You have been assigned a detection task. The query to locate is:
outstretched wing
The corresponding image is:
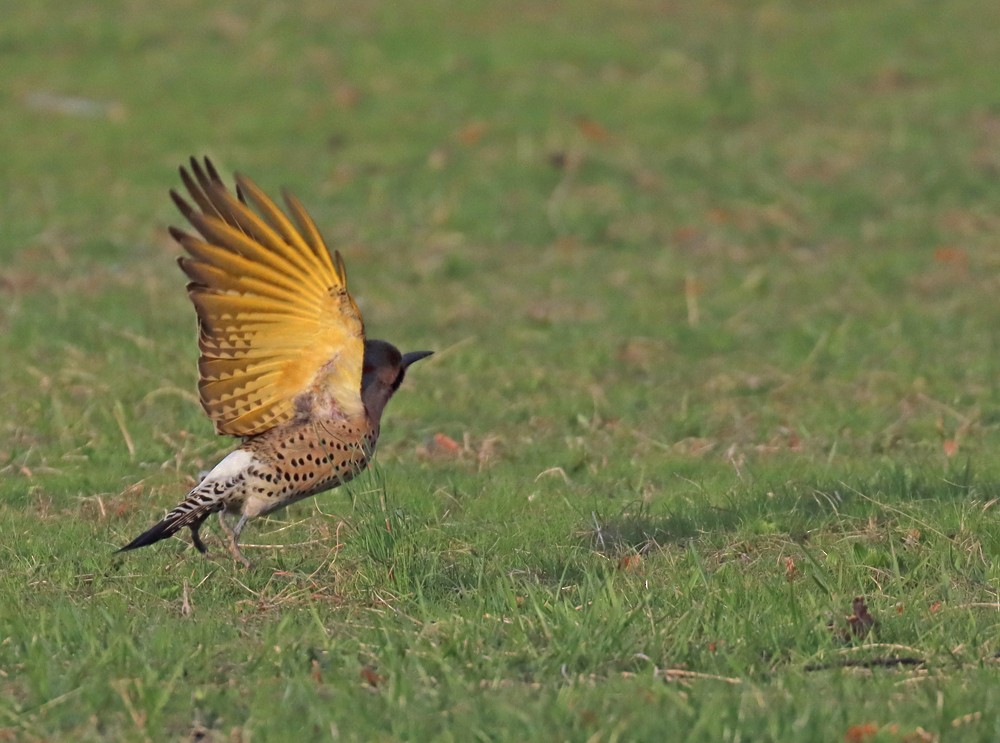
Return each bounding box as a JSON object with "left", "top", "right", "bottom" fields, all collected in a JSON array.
[{"left": 170, "top": 157, "right": 365, "bottom": 437}]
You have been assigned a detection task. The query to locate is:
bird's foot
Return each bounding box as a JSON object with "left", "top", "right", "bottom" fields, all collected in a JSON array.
[{"left": 225, "top": 536, "right": 253, "bottom": 569}]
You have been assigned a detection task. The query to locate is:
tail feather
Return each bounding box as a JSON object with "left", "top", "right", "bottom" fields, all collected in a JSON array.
[
  {"left": 117, "top": 480, "right": 235, "bottom": 554},
  {"left": 117, "top": 517, "right": 187, "bottom": 552},
  {"left": 116, "top": 494, "right": 225, "bottom": 553},
  {"left": 116, "top": 448, "right": 253, "bottom": 556}
]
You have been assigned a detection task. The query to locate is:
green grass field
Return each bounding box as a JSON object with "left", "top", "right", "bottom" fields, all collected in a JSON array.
[{"left": 4, "top": 1, "right": 1000, "bottom": 740}]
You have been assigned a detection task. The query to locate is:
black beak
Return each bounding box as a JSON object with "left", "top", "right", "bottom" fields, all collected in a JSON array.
[{"left": 402, "top": 350, "right": 433, "bottom": 368}]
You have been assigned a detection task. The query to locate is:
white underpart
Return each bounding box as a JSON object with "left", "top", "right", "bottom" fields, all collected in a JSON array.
[{"left": 202, "top": 449, "right": 254, "bottom": 483}]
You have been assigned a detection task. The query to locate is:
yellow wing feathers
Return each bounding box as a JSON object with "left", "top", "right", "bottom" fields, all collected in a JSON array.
[{"left": 171, "top": 157, "right": 365, "bottom": 437}]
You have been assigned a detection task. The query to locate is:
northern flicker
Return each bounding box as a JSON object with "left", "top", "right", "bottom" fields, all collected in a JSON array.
[{"left": 118, "top": 157, "right": 431, "bottom": 567}]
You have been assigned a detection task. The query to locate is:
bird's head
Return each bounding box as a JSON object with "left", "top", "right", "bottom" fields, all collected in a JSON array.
[{"left": 360, "top": 339, "right": 432, "bottom": 421}]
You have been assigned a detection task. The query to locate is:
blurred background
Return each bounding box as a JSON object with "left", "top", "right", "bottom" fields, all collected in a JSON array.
[
  {"left": 4, "top": 0, "right": 1000, "bottom": 519},
  {"left": 0, "top": 0, "right": 1000, "bottom": 487},
  {"left": 7, "top": 3, "right": 1000, "bottom": 739}
]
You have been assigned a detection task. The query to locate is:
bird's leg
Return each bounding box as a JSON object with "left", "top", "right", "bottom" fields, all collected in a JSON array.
[
  {"left": 217, "top": 510, "right": 235, "bottom": 540},
  {"left": 190, "top": 516, "right": 209, "bottom": 554},
  {"left": 225, "top": 513, "right": 252, "bottom": 568}
]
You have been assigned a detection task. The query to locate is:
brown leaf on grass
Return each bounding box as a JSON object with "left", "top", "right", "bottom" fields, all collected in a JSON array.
[
  {"left": 334, "top": 84, "right": 361, "bottom": 109},
  {"left": 576, "top": 116, "right": 611, "bottom": 143},
  {"left": 417, "top": 432, "right": 462, "bottom": 460},
  {"left": 433, "top": 432, "right": 462, "bottom": 454},
  {"left": 942, "top": 439, "right": 958, "bottom": 457},
  {"left": 933, "top": 246, "right": 967, "bottom": 268},
  {"left": 783, "top": 556, "right": 799, "bottom": 582},
  {"left": 843, "top": 723, "right": 933, "bottom": 743},
  {"left": 455, "top": 121, "right": 488, "bottom": 146},
  {"left": 848, "top": 597, "right": 877, "bottom": 640},
  {"left": 903, "top": 528, "right": 921, "bottom": 546},
  {"left": 830, "top": 597, "right": 878, "bottom": 642},
  {"left": 844, "top": 722, "right": 879, "bottom": 743},
  {"left": 360, "top": 665, "right": 384, "bottom": 688},
  {"left": 417, "top": 432, "right": 502, "bottom": 470},
  {"left": 617, "top": 554, "right": 642, "bottom": 572},
  {"left": 311, "top": 659, "right": 323, "bottom": 684}
]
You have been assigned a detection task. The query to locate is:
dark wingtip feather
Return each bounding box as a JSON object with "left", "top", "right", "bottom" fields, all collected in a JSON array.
[
  {"left": 179, "top": 165, "right": 200, "bottom": 197},
  {"left": 189, "top": 156, "right": 215, "bottom": 191},
  {"left": 170, "top": 188, "right": 194, "bottom": 219},
  {"left": 167, "top": 225, "right": 190, "bottom": 243},
  {"left": 203, "top": 156, "right": 222, "bottom": 183}
]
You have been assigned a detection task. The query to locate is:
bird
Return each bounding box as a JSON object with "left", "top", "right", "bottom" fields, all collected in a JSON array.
[{"left": 118, "top": 157, "right": 432, "bottom": 567}]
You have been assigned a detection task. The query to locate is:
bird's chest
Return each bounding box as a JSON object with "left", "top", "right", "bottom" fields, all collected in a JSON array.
[
  {"left": 240, "top": 419, "right": 377, "bottom": 517},
  {"left": 273, "top": 418, "right": 376, "bottom": 486}
]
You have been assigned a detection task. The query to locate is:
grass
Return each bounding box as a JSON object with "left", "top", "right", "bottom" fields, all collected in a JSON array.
[{"left": 4, "top": 0, "right": 1000, "bottom": 739}]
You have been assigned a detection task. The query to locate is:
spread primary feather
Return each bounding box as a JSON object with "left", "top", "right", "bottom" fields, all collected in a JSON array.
[{"left": 172, "top": 166, "right": 365, "bottom": 436}]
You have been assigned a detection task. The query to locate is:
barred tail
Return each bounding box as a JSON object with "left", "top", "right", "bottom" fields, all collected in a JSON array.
[
  {"left": 116, "top": 487, "right": 224, "bottom": 553},
  {"left": 116, "top": 449, "right": 253, "bottom": 554},
  {"left": 116, "top": 514, "right": 188, "bottom": 552}
]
